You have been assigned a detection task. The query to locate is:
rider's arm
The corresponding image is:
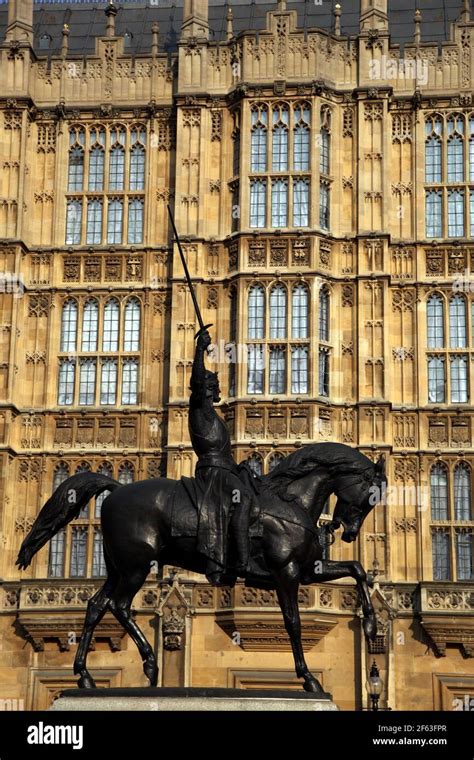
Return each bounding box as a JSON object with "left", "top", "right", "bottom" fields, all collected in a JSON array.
[{"left": 190, "top": 330, "right": 211, "bottom": 405}]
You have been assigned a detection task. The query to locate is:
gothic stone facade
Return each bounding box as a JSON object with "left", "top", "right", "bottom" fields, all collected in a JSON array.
[{"left": 0, "top": 0, "right": 473, "bottom": 710}]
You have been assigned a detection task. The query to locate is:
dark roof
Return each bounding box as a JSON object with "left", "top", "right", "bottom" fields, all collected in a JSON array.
[{"left": 0, "top": 0, "right": 467, "bottom": 57}]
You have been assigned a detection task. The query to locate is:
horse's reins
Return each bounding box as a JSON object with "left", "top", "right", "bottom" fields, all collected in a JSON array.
[{"left": 321, "top": 466, "right": 378, "bottom": 546}]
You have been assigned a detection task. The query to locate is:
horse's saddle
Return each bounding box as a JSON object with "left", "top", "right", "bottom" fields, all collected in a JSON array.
[{"left": 170, "top": 473, "right": 263, "bottom": 541}]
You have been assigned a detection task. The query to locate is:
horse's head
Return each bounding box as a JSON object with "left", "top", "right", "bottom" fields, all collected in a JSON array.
[{"left": 331, "top": 454, "right": 386, "bottom": 543}]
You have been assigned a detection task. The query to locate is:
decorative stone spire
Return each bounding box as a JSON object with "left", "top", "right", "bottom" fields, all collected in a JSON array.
[
  {"left": 277, "top": 0, "right": 287, "bottom": 10},
  {"left": 359, "top": 0, "right": 388, "bottom": 32},
  {"left": 151, "top": 22, "right": 159, "bottom": 57},
  {"left": 5, "top": 0, "right": 33, "bottom": 43},
  {"left": 461, "top": 0, "right": 471, "bottom": 23},
  {"left": 334, "top": 3, "right": 342, "bottom": 36},
  {"left": 414, "top": 10, "right": 421, "bottom": 45},
  {"left": 105, "top": 0, "right": 118, "bottom": 38},
  {"left": 226, "top": 7, "right": 234, "bottom": 40},
  {"left": 181, "top": 0, "right": 209, "bottom": 40},
  {"left": 61, "top": 23, "right": 70, "bottom": 59}
]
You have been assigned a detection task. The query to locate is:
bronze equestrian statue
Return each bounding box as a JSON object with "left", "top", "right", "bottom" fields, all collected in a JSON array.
[
  {"left": 17, "top": 437, "right": 386, "bottom": 696},
  {"left": 16, "top": 209, "right": 387, "bottom": 697}
]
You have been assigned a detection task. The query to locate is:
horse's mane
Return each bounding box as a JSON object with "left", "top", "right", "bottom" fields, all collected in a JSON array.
[{"left": 261, "top": 443, "right": 375, "bottom": 502}]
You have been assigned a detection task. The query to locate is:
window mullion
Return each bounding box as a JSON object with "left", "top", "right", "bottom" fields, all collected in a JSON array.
[
  {"left": 64, "top": 525, "right": 72, "bottom": 580},
  {"left": 451, "top": 525, "right": 457, "bottom": 581}
]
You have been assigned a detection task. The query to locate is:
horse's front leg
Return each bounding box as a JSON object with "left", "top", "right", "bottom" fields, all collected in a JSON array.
[
  {"left": 273, "top": 561, "right": 331, "bottom": 697},
  {"left": 313, "top": 559, "right": 377, "bottom": 642}
]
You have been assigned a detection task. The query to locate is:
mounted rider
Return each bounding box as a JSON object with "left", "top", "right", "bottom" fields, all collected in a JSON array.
[{"left": 189, "top": 327, "right": 253, "bottom": 586}]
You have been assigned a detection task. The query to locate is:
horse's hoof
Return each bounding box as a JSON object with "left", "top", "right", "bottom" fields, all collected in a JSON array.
[
  {"left": 77, "top": 673, "right": 96, "bottom": 689},
  {"left": 303, "top": 677, "right": 332, "bottom": 699},
  {"left": 363, "top": 614, "right": 377, "bottom": 642},
  {"left": 144, "top": 659, "right": 158, "bottom": 687}
]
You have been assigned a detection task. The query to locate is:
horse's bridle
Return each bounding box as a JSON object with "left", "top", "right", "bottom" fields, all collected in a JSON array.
[{"left": 317, "top": 467, "right": 375, "bottom": 546}]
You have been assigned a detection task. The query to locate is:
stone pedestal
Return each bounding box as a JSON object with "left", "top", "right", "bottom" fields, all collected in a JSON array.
[{"left": 51, "top": 687, "right": 339, "bottom": 712}]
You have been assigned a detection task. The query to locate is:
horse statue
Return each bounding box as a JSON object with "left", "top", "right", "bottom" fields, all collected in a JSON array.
[{"left": 17, "top": 442, "right": 386, "bottom": 697}]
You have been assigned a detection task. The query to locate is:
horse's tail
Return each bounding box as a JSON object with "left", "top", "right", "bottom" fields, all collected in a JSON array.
[{"left": 16, "top": 472, "right": 120, "bottom": 570}]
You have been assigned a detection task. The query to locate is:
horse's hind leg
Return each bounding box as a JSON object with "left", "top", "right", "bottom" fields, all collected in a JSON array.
[
  {"left": 73, "top": 573, "right": 118, "bottom": 689},
  {"left": 109, "top": 567, "right": 158, "bottom": 686}
]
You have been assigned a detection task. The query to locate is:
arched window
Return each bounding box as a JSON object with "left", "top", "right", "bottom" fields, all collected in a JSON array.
[
  {"left": 449, "top": 295, "right": 467, "bottom": 348},
  {"left": 65, "top": 199, "right": 82, "bottom": 245},
  {"left": 426, "top": 189, "right": 442, "bottom": 237},
  {"left": 291, "top": 346, "right": 309, "bottom": 394},
  {"left": 272, "top": 104, "right": 289, "bottom": 172},
  {"left": 447, "top": 189, "right": 465, "bottom": 237},
  {"left": 430, "top": 462, "right": 474, "bottom": 582},
  {"left": 86, "top": 199, "right": 103, "bottom": 245},
  {"left": 320, "top": 108, "right": 331, "bottom": 175},
  {"left": 269, "top": 346, "right": 286, "bottom": 393},
  {"left": 431, "top": 463, "right": 448, "bottom": 520},
  {"left": 293, "top": 178, "right": 309, "bottom": 227},
  {"left": 292, "top": 284, "right": 309, "bottom": 339},
  {"left": 68, "top": 128, "right": 85, "bottom": 191},
  {"left": 318, "top": 349, "right": 329, "bottom": 397},
  {"left": 122, "top": 359, "right": 138, "bottom": 404},
  {"left": 250, "top": 179, "right": 267, "bottom": 228},
  {"left": 427, "top": 294, "right": 444, "bottom": 348},
  {"left": 269, "top": 285, "right": 287, "bottom": 339},
  {"left": 123, "top": 31, "right": 133, "bottom": 48},
  {"left": 454, "top": 463, "right": 471, "bottom": 520},
  {"left": 447, "top": 115, "right": 464, "bottom": 182},
  {"left": 88, "top": 128, "right": 105, "bottom": 191},
  {"left": 271, "top": 179, "right": 288, "bottom": 227},
  {"left": 319, "top": 288, "right": 329, "bottom": 342},
  {"left": 427, "top": 356, "right": 445, "bottom": 402},
  {"left": 107, "top": 199, "right": 123, "bottom": 244},
  {"left": 432, "top": 529, "right": 451, "bottom": 580},
  {"left": 456, "top": 529, "right": 473, "bottom": 580},
  {"left": 425, "top": 117, "right": 442, "bottom": 183},
  {"left": 53, "top": 462, "right": 70, "bottom": 490},
  {"left": 247, "top": 345, "right": 264, "bottom": 394},
  {"left": 60, "top": 300, "right": 78, "bottom": 352},
  {"left": 450, "top": 355, "right": 468, "bottom": 403},
  {"left": 79, "top": 358, "right": 96, "bottom": 405},
  {"left": 81, "top": 299, "right": 99, "bottom": 352},
  {"left": 109, "top": 128, "right": 126, "bottom": 190},
  {"left": 100, "top": 358, "right": 118, "bottom": 405},
  {"left": 129, "top": 128, "right": 146, "bottom": 190},
  {"left": 127, "top": 198, "right": 144, "bottom": 244},
  {"left": 48, "top": 464, "right": 70, "bottom": 578},
  {"left": 118, "top": 462, "right": 134, "bottom": 485},
  {"left": 319, "top": 182, "right": 329, "bottom": 230},
  {"left": 124, "top": 298, "right": 141, "bottom": 351},
  {"left": 248, "top": 285, "right": 265, "bottom": 339},
  {"left": 246, "top": 454, "right": 263, "bottom": 477},
  {"left": 103, "top": 299, "right": 119, "bottom": 351},
  {"left": 294, "top": 103, "right": 310, "bottom": 171},
  {"left": 268, "top": 452, "right": 285, "bottom": 472},
  {"left": 92, "top": 526, "right": 107, "bottom": 577},
  {"left": 58, "top": 360, "right": 75, "bottom": 405},
  {"left": 250, "top": 106, "right": 268, "bottom": 172}
]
